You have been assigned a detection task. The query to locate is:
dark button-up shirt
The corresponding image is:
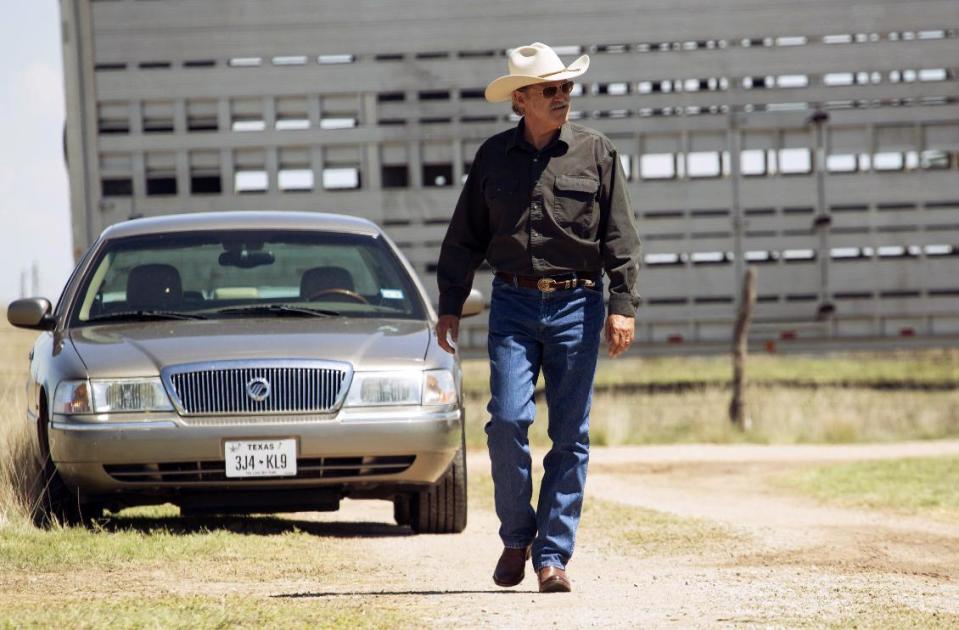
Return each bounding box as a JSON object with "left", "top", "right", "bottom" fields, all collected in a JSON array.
[{"left": 437, "top": 120, "right": 642, "bottom": 318}]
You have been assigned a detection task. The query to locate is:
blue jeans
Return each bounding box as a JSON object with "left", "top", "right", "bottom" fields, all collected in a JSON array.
[{"left": 485, "top": 275, "right": 605, "bottom": 571}]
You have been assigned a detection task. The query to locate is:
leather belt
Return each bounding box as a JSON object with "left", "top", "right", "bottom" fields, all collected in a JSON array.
[{"left": 495, "top": 271, "right": 598, "bottom": 293}]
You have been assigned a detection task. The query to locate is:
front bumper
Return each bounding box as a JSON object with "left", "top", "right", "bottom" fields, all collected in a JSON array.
[{"left": 49, "top": 405, "right": 463, "bottom": 496}]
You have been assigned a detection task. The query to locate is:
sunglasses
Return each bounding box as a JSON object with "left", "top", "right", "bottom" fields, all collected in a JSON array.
[{"left": 524, "top": 81, "right": 575, "bottom": 99}]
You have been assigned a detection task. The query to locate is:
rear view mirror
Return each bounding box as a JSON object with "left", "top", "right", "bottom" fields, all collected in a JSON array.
[
  {"left": 461, "top": 289, "right": 485, "bottom": 318},
  {"left": 7, "top": 298, "right": 55, "bottom": 330},
  {"left": 218, "top": 250, "right": 275, "bottom": 268}
]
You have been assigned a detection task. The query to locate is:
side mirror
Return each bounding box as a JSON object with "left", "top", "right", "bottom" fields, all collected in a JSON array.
[
  {"left": 7, "top": 298, "right": 56, "bottom": 330},
  {"left": 461, "top": 289, "right": 485, "bottom": 319}
]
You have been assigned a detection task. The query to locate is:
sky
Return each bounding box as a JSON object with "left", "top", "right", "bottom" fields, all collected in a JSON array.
[{"left": 0, "top": 4, "right": 74, "bottom": 303}]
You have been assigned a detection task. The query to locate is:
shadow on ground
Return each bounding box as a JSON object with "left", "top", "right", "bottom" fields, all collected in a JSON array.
[
  {"left": 96, "top": 514, "right": 414, "bottom": 538},
  {"left": 272, "top": 589, "right": 521, "bottom": 598}
]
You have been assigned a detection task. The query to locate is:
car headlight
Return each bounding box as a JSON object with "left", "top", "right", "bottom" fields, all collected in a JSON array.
[
  {"left": 345, "top": 371, "right": 422, "bottom": 407},
  {"left": 344, "top": 369, "right": 458, "bottom": 407},
  {"left": 54, "top": 378, "right": 173, "bottom": 414},
  {"left": 423, "top": 369, "right": 457, "bottom": 406}
]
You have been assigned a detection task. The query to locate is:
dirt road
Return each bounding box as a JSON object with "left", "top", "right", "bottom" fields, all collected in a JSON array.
[
  {"left": 254, "top": 441, "right": 959, "bottom": 628},
  {"left": 7, "top": 440, "right": 957, "bottom": 626}
]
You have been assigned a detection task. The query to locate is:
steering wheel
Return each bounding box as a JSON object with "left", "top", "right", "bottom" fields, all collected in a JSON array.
[{"left": 306, "top": 288, "right": 369, "bottom": 304}]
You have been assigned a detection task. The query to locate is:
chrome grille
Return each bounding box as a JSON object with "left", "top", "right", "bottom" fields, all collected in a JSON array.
[{"left": 163, "top": 360, "right": 350, "bottom": 416}]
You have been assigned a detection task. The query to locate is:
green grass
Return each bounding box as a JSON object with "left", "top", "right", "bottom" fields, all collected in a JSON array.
[
  {"left": 461, "top": 350, "right": 959, "bottom": 397},
  {"left": 0, "top": 504, "right": 423, "bottom": 629},
  {"left": 0, "top": 504, "right": 378, "bottom": 575},
  {"left": 0, "top": 510, "right": 229, "bottom": 572},
  {"left": 825, "top": 606, "right": 959, "bottom": 629},
  {"left": 777, "top": 456, "right": 959, "bottom": 521},
  {"left": 0, "top": 594, "right": 409, "bottom": 629},
  {"left": 737, "top": 606, "right": 959, "bottom": 629},
  {"left": 580, "top": 498, "right": 743, "bottom": 557}
]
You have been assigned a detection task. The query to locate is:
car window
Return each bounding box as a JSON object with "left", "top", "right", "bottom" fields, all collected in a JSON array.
[{"left": 71, "top": 229, "right": 426, "bottom": 323}]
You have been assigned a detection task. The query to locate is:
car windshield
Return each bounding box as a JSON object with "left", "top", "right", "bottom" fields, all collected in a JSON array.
[{"left": 71, "top": 229, "right": 426, "bottom": 324}]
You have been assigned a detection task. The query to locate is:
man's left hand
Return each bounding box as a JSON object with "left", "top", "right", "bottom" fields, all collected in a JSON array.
[{"left": 604, "top": 314, "right": 635, "bottom": 358}]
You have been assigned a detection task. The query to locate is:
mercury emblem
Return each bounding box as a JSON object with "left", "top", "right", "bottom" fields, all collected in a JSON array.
[{"left": 246, "top": 377, "right": 271, "bottom": 402}]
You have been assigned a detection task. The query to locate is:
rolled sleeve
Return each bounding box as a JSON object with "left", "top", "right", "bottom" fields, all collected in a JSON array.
[{"left": 599, "top": 147, "right": 642, "bottom": 317}]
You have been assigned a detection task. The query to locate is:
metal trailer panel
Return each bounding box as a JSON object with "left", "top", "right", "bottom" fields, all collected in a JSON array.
[{"left": 61, "top": 0, "right": 959, "bottom": 350}]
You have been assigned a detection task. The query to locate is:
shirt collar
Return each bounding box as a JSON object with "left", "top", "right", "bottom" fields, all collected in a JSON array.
[{"left": 507, "top": 119, "right": 572, "bottom": 154}]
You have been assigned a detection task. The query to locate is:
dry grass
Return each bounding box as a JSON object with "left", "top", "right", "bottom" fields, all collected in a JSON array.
[
  {"left": 0, "top": 415, "right": 40, "bottom": 527},
  {"left": 590, "top": 351, "right": 959, "bottom": 387},
  {"left": 461, "top": 350, "right": 959, "bottom": 397},
  {"left": 596, "top": 385, "right": 959, "bottom": 445},
  {"left": 462, "top": 349, "right": 959, "bottom": 448},
  {"left": 0, "top": 326, "right": 44, "bottom": 526},
  {"left": 462, "top": 348, "right": 959, "bottom": 448},
  {"left": 463, "top": 386, "right": 959, "bottom": 448}
]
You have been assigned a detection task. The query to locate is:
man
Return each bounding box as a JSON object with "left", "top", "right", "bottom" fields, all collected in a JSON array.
[{"left": 435, "top": 42, "right": 641, "bottom": 593}]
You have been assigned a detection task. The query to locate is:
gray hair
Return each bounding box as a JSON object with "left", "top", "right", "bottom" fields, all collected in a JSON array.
[{"left": 511, "top": 89, "right": 525, "bottom": 116}]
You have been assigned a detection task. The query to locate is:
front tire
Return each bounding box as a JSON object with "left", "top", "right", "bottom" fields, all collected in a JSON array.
[
  {"left": 393, "top": 495, "right": 411, "bottom": 527},
  {"left": 33, "top": 415, "right": 101, "bottom": 528},
  {"left": 409, "top": 442, "right": 467, "bottom": 534},
  {"left": 33, "top": 458, "right": 101, "bottom": 528}
]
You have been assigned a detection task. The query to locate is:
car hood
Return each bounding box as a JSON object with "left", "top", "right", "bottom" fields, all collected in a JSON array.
[{"left": 70, "top": 318, "right": 432, "bottom": 378}]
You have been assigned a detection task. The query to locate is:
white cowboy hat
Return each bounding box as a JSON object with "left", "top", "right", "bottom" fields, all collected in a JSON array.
[{"left": 484, "top": 42, "right": 590, "bottom": 103}]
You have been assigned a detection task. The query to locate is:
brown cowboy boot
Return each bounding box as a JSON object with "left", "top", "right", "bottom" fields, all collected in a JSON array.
[
  {"left": 492, "top": 545, "right": 531, "bottom": 587},
  {"left": 537, "top": 566, "right": 572, "bottom": 593}
]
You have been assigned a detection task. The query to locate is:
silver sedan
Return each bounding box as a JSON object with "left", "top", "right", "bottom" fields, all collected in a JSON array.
[{"left": 7, "top": 211, "right": 482, "bottom": 531}]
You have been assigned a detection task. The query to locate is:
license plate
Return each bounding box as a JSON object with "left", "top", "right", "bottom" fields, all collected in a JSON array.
[{"left": 224, "top": 439, "right": 297, "bottom": 478}]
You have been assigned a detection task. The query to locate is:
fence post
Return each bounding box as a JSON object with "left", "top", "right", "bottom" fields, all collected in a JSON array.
[{"left": 730, "top": 266, "right": 756, "bottom": 429}]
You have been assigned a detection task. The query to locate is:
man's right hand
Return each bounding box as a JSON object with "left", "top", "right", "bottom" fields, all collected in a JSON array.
[{"left": 435, "top": 315, "right": 460, "bottom": 354}]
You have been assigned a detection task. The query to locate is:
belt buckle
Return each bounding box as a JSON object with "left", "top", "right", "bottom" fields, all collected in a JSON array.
[{"left": 537, "top": 277, "right": 557, "bottom": 293}]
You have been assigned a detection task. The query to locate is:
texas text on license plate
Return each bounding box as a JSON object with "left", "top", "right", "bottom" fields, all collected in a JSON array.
[{"left": 224, "top": 439, "right": 297, "bottom": 478}]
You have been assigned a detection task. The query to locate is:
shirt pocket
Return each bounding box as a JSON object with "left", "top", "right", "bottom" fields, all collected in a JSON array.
[
  {"left": 483, "top": 175, "right": 518, "bottom": 226},
  {"left": 553, "top": 174, "right": 600, "bottom": 233}
]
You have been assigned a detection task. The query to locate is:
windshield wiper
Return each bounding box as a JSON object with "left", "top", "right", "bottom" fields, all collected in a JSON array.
[
  {"left": 211, "top": 304, "right": 340, "bottom": 318},
  {"left": 87, "top": 310, "right": 207, "bottom": 323}
]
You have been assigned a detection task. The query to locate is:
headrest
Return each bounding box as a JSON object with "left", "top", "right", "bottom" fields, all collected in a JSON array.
[
  {"left": 126, "top": 264, "right": 183, "bottom": 310},
  {"left": 300, "top": 266, "right": 355, "bottom": 298}
]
